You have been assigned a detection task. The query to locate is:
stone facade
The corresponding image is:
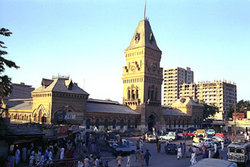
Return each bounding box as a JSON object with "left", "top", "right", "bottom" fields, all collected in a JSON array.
[
  {"left": 122, "top": 19, "right": 163, "bottom": 130},
  {"left": 171, "top": 97, "right": 204, "bottom": 126}
]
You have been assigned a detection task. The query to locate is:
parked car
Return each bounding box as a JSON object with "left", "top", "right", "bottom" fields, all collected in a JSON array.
[
  {"left": 111, "top": 140, "right": 136, "bottom": 155},
  {"left": 164, "top": 143, "right": 177, "bottom": 154},
  {"left": 147, "top": 135, "right": 157, "bottom": 143},
  {"left": 193, "top": 137, "right": 215, "bottom": 148},
  {"left": 206, "top": 129, "right": 215, "bottom": 136},
  {"left": 159, "top": 133, "right": 176, "bottom": 142}
]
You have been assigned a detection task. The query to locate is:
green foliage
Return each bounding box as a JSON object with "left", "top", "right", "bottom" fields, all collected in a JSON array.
[
  {"left": 0, "top": 28, "right": 19, "bottom": 100},
  {"left": 227, "top": 100, "right": 250, "bottom": 118},
  {"left": 202, "top": 103, "right": 219, "bottom": 120}
]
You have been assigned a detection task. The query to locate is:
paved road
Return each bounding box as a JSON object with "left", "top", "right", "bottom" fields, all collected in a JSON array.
[{"left": 104, "top": 137, "right": 229, "bottom": 167}]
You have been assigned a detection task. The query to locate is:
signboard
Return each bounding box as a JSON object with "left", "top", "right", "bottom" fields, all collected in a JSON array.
[
  {"left": 56, "top": 125, "right": 69, "bottom": 137},
  {"left": 233, "top": 113, "right": 245, "bottom": 120}
]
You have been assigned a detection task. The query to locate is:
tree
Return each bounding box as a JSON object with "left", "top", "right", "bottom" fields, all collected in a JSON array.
[
  {"left": 0, "top": 28, "right": 19, "bottom": 117},
  {"left": 202, "top": 103, "right": 219, "bottom": 120},
  {"left": 227, "top": 100, "right": 250, "bottom": 119}
]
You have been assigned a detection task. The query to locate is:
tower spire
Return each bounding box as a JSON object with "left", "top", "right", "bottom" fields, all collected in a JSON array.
[{"left": 144, "top": 0, "right": 147, "bottom": 20}]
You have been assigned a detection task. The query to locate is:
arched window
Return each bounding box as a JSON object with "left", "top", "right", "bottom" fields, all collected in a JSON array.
[
  {"left": 169, "top": 120, "right": 171, "bottom": 128},
  {"left": 128, "top": 90, "right": 130, "bottom": 99},
  {"left": 42, "top": 113, "right": 47, "bottom": 123},
  {"left": 174, "top": 120, "right": 176, "bottom": 128},
  {"left": 86, "top": 119, "right": 90, "bottom": 129},
  {"left": 127, "top": 120, "right": 131, "bottom": 129},
  {"left": 104, "top": 119, "right": 108, "bottom": 129},
  {"left": 34, "top": 113, "right": 37, "bottom": 121},
  {"left": 179, "top": 120, "right": 181, "bottom": 127},
  {"left": 95, "top": 119, "right": 99, "bottom": 129},
  {"left": 182, "top": 120, "right": 185, "bottom": 128},
  {"left": 120, "top": 119, "right": 124, "bottom": 129},
  {"left": 112, "top": 120, "right": 116, "bottom": 129},
  {"left": 132, "top": 90, "right": 135, "bottom": 99},
  {"left": 136, "top": 89, "right": 139, "bottom": 99}
]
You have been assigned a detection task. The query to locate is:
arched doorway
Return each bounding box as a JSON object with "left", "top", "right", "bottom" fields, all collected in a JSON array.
[{"left": 148, "top": 115, "right": 155, "bottom": 131}]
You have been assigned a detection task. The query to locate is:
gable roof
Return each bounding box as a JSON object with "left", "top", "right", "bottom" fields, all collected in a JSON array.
[{"left": 32, "top": 78, "right": 89, "bottom": 95}]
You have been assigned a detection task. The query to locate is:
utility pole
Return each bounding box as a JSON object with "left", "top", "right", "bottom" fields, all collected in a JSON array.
[{"left": 233, "top": 103, "right": 237, "bottom": 138}]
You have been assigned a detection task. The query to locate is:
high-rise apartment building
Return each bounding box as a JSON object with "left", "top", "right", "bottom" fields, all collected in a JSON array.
[
  {"left": 163, "top": 67, "right": 194, "bottom": 106},
  {"left": 179, "top": 81, "right": 237, "bottom": 120}
]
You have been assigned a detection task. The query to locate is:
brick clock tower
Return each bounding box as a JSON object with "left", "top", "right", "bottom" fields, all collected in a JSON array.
[{"left": 122, "top": 19, "right": 163, "bottom": 131}]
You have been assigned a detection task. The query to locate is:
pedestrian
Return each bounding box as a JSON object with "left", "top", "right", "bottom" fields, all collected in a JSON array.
[
  {"left": 157, "top": 141, "right": 161, "bottom": 153},
  {"left": 94, "top": 157, "right": 99, "bottom": 167},
  {"left": 29, "top": 151, "right": 35, "bottom": 167},
  {"left": 84, "top": 156, "right": 90, "bottom": 167},
  {"left": 60, "top": 147, "right": 65, "bottom": 160},
  {"left": 177, "top": 146, "right": 182, "bottom": 160},
  {"left": 139, "top": 139, "right": 144, "bottom": 151},
  {"left": 116, "top": 154, "right": 123, "bottom": 167},
  {"left": 126, "top": 154, "right": 131, "bottom": 167},
  {"left": 183, "top": 142, "right": 186, "bottom": 158},
  {"left": 190, "top": 150, "right": 197, "bottom": 165},
  {"left": 144, "top": 149, "right": 151, "bottom": 166},
  {"left": 221, "top": 141, "right": 224, "bottom": 151},
  {"left": 135, "top": 148, "right": 140, "bottom": 162},
  {"left": 140, "top": 151, "right": 145, "bottom": 166},
  {"left": 208, "top": 149, "right": 212, "bottom": 158},
  {"left": 214, "top": 143, "right": 217, "bottom": 153},
  {"left": 15, "top": 146, "right": 21, "bottom": 166}
]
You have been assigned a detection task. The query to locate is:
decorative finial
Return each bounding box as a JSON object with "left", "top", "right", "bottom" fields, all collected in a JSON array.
[{"left": 144, "top": 0, "right": 147, "bottom": 20}]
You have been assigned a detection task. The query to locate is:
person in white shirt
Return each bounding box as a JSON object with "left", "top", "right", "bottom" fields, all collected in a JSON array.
[{"left": 214, "top": 143, "right": 217, "bottom": 153}]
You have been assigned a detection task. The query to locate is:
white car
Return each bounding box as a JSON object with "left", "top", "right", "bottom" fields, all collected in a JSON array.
[
  {"left": 147, "top": 135, "right": 157, "bottom": 142},
  {"left": 159, "top": 133, "right": 175, "bottom": 142},
  {"left": 193, "top": 138, "right": 214, "bottom": 148}
]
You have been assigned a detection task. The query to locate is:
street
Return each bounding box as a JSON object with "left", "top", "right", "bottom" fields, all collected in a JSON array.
[{"left": 105, "top": 137, "right": 229, "bottom": 167}]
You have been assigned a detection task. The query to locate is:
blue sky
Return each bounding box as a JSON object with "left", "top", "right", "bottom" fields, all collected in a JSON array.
[{"left": 1, "top": 0, "right": 249, "bottom": 103}]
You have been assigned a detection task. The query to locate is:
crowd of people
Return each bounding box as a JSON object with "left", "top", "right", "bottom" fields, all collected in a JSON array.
[{"left": 4, "top": 131, "right": 111, "bottom": 167}]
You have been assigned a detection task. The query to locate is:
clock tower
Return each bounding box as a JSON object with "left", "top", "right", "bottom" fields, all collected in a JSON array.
[{"left": 122, "top": 19, "right": 163, "bottom": 130}]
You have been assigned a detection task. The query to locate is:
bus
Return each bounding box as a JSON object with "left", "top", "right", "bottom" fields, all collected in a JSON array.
[{"left": 227, "top": 138, "right": 250, "bottom": 166}]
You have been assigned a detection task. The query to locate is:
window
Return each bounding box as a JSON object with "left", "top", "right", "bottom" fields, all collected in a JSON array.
[
  {"left": 128, "top": 120, "right": 131, "bottom": 129},
  {"left": 120, "top": 120, "right": 124, "bottom": 129},
  {"left": 112, "top": 120, "right": 116, "bottom": 129},
  {"left": 104, "top": 119, "right": 108, "bottom": 129}
]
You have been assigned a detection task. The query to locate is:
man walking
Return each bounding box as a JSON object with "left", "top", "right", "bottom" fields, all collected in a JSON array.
[{"left": 144, "top": 149, "right": 151, "bottom": 166}]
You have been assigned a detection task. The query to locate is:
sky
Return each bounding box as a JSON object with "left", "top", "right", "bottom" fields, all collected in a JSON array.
[{"left": 1, "top": 0, "right": 249, "bottom": 103}]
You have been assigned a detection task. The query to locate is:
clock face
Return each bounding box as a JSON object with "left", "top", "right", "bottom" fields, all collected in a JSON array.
[{"left": 135, "top": 33, "right": 140, "bottom": 44}]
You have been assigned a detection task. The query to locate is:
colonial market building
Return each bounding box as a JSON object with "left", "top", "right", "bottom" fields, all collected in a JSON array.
[{"left": 3, "top": 18, "right": 204, "bottom": 131}]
